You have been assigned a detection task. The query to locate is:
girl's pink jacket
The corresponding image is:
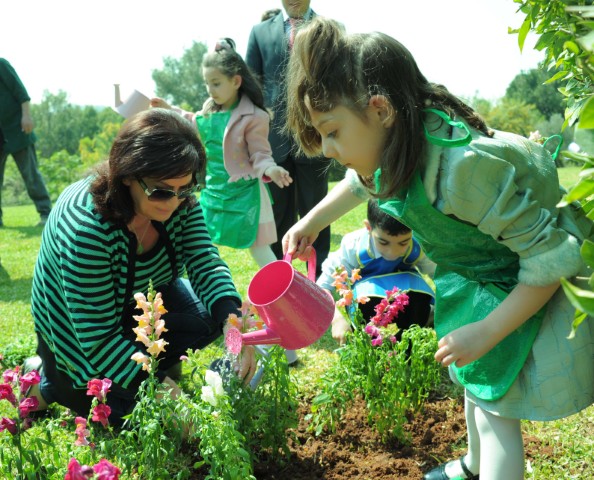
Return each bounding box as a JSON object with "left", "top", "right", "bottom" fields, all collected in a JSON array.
[{"left": 174, "top": 94, "right": 276, "bottom": 183}]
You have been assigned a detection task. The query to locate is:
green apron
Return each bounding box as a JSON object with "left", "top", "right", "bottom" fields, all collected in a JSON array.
[
  {"left": 197, "top": 108, "right": 260, "bottom": 248},
  {"left": 378, "top": 112, "right": 544, "bottom": 401}
]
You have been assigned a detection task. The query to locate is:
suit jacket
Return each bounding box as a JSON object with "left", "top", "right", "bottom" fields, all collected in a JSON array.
[{"left": 245, "top": 11, "right": 316, "bottom": 164}]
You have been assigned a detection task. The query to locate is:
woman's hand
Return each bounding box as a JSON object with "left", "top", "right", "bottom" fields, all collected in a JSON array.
[
  {"left": 159, "top": 376, "right": 183, "bottom": 400},
  {"left": 235, "top": 345, "right": 257, "bottom": 385},
  {"left": 150, "top": 97, "right": 171, "bottom": 109},
  {"left": 331, "top": 312, "right": 352, "bottom": 345},
  {"left": 265, "top": 166, "right": 293, "bottom": 188}
]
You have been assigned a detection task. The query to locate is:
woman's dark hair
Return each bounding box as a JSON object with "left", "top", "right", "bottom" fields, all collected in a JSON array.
[
  {"left": 90, "top": 108, "right": 206, "bottom": 224},
  {"left": 286, "top": 17, "right": 492, "bottom": 199},
  {"left": 201, "top": 37, "right": 267, "bottom": 115}
]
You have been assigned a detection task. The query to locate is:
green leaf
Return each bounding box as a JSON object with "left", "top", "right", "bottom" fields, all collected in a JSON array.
[
  {"left": 581, "top": 239, "right": 594, "bottom": 269},
  {"left": 568, "top": 311, "right": 588, "bottom": 339},
  {"left": 518, "top": 17, "right": 531, "bottom": 52},
  {"left": 564, "top": 40, "right": 581, "bottom": 55},
  {"left": 560, "top": 277, "right": 594, "bottom": 316},
  {"left": 558, "top": 178, "right": 594, "bottom": 205},
  {"left": 577, "top": 96, "right": 594, "bottom": 129}
]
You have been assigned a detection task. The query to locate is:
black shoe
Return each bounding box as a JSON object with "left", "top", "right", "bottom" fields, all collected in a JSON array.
[
  {"left": 423, "top": 457, "right": 478, "bottom": 480},
  {"left": 36, "top": 217, "right": 48, "bottom": 227}
]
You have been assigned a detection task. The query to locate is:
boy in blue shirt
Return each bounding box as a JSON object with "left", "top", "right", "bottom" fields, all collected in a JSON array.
[{"left": 317, "top": 199, "right": 435, "bottom": 344}]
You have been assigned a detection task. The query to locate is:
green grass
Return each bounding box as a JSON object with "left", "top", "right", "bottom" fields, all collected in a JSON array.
[{"left": 2, "top": 169, "right": 594, "bottom": 478}]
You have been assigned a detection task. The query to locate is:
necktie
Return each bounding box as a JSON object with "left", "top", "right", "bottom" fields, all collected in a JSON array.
[{"left": 289, "top": 18, "right": 301, "bottom": 50}]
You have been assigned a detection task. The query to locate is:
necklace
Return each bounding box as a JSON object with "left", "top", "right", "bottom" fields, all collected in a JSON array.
[{"left": 131, "top": 220, "right": 151, "bottom": 254}]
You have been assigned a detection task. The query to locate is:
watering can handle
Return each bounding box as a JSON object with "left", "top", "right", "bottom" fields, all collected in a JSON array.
[{"left": 283, "top": 247, "right": 317, "bottom": 282}]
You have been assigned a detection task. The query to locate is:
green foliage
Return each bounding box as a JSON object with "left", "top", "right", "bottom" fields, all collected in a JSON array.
[
  {"left": 310, "top": 323, "right": 441, "bottom": 443},
  {"left": 481, "top": 97, "right": 545, "bottom": 136},
  {"left": 31, "top": 91, "right": 121, "bottom": 159},
  {"left": 152, "top": 41, "right": 209, "bottom": 110},
  {"left": 513, "top": 0, "right": 594, "bottom": 128},
  {"left": 505, "top": 68, "right": 566, "bottom": 119}
]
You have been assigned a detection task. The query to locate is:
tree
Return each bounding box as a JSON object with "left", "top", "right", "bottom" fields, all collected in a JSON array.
[
  {"left": 152, "top": 41, "right": 209, "bottom": 110},
  {"left": 505, "top": 68, "right": 565, "bottom": 119},
  {"left": 31, "top": 91, "right": 121, "bottom": 158},
  {"left": 513, "top": 0, "right": 594, "bottom": 331}
]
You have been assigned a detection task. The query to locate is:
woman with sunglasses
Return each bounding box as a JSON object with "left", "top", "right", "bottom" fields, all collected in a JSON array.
[{"left": 26, "top": 108, "right": 257, "bottom": 425}]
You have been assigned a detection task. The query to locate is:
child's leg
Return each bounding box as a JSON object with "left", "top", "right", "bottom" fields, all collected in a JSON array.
[
  {"left": 475, "top": 405, "right": 524, "bottom": 480},
  {"left": 249, "top": 245, "right": 277, "bottom": 268},
  {"left": 461, "top": 392, "right": 481, "bottom": 473},
  {"left": 440, "top": 392, "right": 481, "bottom": 478}
]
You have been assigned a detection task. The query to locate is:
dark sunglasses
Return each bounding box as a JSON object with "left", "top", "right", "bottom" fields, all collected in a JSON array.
[{"left": 137, "top": 178, "right": 201, "bottom": 201}]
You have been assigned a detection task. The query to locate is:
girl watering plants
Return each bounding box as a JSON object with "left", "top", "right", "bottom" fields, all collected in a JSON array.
[{"left": 281, "top": 16, "right": 594, "bottom": 480}]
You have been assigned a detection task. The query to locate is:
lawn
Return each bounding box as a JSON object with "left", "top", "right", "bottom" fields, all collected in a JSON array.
[{"left": 1, "top": 167, "right": 593, "bottom": 478}]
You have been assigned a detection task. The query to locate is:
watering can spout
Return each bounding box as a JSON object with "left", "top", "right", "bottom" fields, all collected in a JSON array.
[
  {"left": 226, "top": 327, "right": 282, "bottom": 355},
  {"left": 225, "top": 248, "right": 335, "bottom": 354}
]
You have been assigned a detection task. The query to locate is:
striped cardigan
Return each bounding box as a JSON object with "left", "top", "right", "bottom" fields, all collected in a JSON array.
[{"left": 31, "top": 177, "right": 241, "bottom": 389}]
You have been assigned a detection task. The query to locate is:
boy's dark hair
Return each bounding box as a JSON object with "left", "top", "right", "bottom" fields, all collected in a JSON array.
[{"left": 367, "top": 199, "right": 410, "bottom": 236}]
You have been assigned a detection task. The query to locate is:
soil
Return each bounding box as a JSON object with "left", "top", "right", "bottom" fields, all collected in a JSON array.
[
  {"left": 250, "top": 393, "right": 553, "bottom": 480},
  {"left": 252, "top": 393, "right": 467, "bottom": 480}
]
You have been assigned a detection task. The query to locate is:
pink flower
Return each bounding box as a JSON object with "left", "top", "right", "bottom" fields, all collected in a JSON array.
[
  {"left": 364, "top": 324, "right": 380, "bottom": 337},
  {"left": 93, "top": 458, "right": 121, "bottom": 479},
  {"left": 371, "top": 335, "right": 384, "bottom": 347},
  {"left": 19, "top": 370, "right": 41, "bottom": 395},
  {"left": 0, "top": 416, "right": 17, "bottom": 435},
  {"left": 0, "top": 383, "right": 17, "bottom": 406},
  {"left": 179, "top": 355, "right": 189, "bottom": 362},
  {"left": 18, "top": 396, "right": 39, "bottom": 418},
  {"left": 74, "top": 416, "right": 90, "bottom": 446},
  {"left": 65, "top": 458, "right": 94, "bottom": 479},
  {"left": 91, "top": 403, "right": 111, "bottom": 428},
  {"left": 86, "top": 378, "right": 112, "bottom": 402},
  {"left": 2, "top": 368, "right": 19, "bottom": 384}
]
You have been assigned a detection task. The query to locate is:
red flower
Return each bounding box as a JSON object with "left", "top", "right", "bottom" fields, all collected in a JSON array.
[
  {"left": 86, "top": 378, "right": 112, "bottom": 402},
  {"left": 18, "top": 396, "right": 39, "bottom": 418},
  {"left": 19, "top": 370, "right": 41, "bottom": 395},
  {"left": 65, "top": 458, "right": 94, "bottom": 479},
  {"left": 0, "top": 383, "right": 17, "bottom": 406},
  {"left": 0, "top": 416, "right": 17, "bottom": 435},
  {"left": 91, "top": 404, "right": 112, "bottom": 428},
  {"left": 93, "top": 458, "right": 122, "bottom": 479}
]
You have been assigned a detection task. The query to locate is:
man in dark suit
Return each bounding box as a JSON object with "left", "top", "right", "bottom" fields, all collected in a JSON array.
[{"left": 246, "top": 0, "right": 331, "bottom": 275}]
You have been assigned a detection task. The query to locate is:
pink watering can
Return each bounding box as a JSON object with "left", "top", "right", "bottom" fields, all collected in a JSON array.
[{"left": 225, "top": 249, "right": 334, "bottom": 354}]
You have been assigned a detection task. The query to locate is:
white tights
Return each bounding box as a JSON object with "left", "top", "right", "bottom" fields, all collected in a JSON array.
[
  {"left": 461, "top": 391, "right": 525, "bottom": 480},
  {"left": 249, "top": 245, "right": 277, "bottom": 268}
]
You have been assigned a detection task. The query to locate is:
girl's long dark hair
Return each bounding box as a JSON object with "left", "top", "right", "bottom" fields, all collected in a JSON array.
[
  {"left": 90, "top": 108, "right": 206, "bottom": 224},
  {"left": 286, "top": 17, "right": 492, "bottom": 198},
  {"left": 201, "top": 37, "right": 267, "bottom": 115}
]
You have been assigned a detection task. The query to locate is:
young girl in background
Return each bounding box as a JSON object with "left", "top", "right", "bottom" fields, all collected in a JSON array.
[
  {"left": 152, "top": 38, "right": 297, "bottom": 365},
  {"left": 282, "top": 17, "right": 594, "bottom": 480},
  {"left": 151, "top": 38, "right": 292, "bottom": 269}
]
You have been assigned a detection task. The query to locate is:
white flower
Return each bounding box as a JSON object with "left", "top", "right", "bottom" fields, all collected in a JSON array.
[
  {"left": 201, "top": 369, "right": 226, "bottom": 406},
  {"left": 204, "top": 369, "right": 225, "bottom": 397},
  {"left": 201, "top": 385, "right": 217, "bottom": 406}
]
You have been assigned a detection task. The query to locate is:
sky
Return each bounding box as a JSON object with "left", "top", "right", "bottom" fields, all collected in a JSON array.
[{"left": 1, "top": 0, "right": 543, "bottom": 107}]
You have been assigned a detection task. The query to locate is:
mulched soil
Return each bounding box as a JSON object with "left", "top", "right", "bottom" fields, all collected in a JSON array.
[{"left": 253, "top": 393, "right": 467, "bottom": 480}]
